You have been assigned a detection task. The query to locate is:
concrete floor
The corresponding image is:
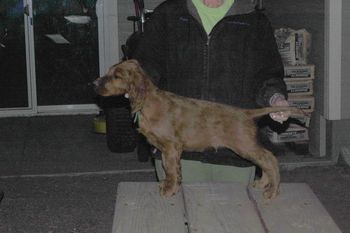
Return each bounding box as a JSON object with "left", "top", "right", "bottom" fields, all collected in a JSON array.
[{"left": 0, "top": 115, "right": 349, "bottom": 233}]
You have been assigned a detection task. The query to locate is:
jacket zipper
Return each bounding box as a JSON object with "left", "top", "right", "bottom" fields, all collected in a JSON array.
[
  {"left": 204, "top": 35, "right": 211, "bottom": 100},
  {"left": 190, "top": 14, "right": 220, "bottom": 100},
  {"left": 203, "top": 19, "right": 225, "bottom": 100}
]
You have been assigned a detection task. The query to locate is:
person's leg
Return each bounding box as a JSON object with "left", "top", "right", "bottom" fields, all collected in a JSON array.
[
  {"left": 155, "top": 159, "right": 211, "bottom": 182},
  {"left": 155, "top": 159, "right": 255, "bottom": 185},
  {"left": 210, "top": 164, "right": 256, "bottom": 186},
  {"left": 154, "top": 158, "right": 166, "bottom": 180},
  {"left": 180, "top": 160, "right": 211, "bottom": 183}
]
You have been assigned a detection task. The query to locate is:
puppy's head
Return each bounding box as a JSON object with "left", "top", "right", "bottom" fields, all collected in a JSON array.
[{"left": 93, "top": 59, "right": 144, "bottom": 97}]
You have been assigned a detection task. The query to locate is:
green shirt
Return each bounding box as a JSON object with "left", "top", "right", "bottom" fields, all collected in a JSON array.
[{"left": 192, "top": 0, "right": 235, "bottom": 34}]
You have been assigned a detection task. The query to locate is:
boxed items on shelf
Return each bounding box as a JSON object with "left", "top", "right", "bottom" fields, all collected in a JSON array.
[
  {"left": 275, "top": 28, "right": 312, "bottom": 65},
  {"left": 288, "top": 95, "right": 315, "bottom": 113},
  {"left": 273, "top": 27, "right": 314, "bottom": 146},
  {"left": 284, "top": 64, "right": 315, "bottom": 80},
  {"left": 285, "top": 79, "right": 313, "bottom": 96},
  {"left": 283, "top": 64, "right": 314, "bottom": 132},
  {"left": 266, "top": 124, "right": 309, "bottom": 143},
  {"left": 290, "top": 113, "right": 311, "bottom": 128},
  {"left": 271, "top": 26, "right": 314, "bottom": 147}
]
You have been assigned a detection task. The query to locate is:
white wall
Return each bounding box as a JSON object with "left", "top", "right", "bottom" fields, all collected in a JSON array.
[{"left": 342, "top": 0, "right": 350, "bottom": 118}]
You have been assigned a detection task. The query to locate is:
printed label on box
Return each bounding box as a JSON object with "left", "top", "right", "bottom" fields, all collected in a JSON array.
[
  {"left": 285, "top": 80, "right": 313, "bottom": 96},
  {"left": 284, "top": 65, "right": 315, "bottom": 79},
  {"left": 288, "top": 96, "right": 315, "bottom": 112},
  {"left": 267, "top": 125, "right": 309, "bottom": 143}
]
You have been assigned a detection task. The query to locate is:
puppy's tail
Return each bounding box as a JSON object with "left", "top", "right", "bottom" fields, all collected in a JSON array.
[{"left": 245, "top": 106, "right": 305, "bottom": 119}]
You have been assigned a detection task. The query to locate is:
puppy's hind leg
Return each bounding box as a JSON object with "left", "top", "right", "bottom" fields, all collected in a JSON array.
[
  {"left": 253, "top": 170, "right": 269, "bottom": 189},
  {"left": 251, "top": 149, "right": 280, "bottom": 199},
  {"left": 159, "top": 144, "right": 182, "bottom": 197},
  {"left": 232, "top": 142, "right": 280, "bottom": 200}
]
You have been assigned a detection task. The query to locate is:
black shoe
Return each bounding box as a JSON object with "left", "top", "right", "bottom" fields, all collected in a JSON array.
[{"left": 0, "top": 191, "right": 4, "bottom": 203}]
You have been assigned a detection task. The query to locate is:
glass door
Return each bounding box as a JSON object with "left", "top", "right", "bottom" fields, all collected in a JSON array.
[
  {"left": 0, "top": 0, "right": 99, "bottom": 116},
  {"left": 0, "top": 0, "right": 30, "bottom": 110},
  {"left": 32, "top": 0, "right": 99, "bottom": 107}
]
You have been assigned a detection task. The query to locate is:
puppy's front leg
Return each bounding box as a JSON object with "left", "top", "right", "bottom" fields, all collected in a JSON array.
[{"left": 159, "top": 146, "right": 182, "bottom": 197}]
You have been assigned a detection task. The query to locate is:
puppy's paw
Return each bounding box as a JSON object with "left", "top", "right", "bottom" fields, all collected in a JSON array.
[
  {"left": 253, "top": 178, "right": 269, "bottom": 189},
  {"left": 159, "top": 179, "right": 178, "bottom": 197},
  {"left": 263, "top": 186, "right": 280, "bottom": 200}
]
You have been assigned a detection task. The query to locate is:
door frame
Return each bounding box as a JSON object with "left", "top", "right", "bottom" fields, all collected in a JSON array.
[{"left": 0, "top": 0, "right": 99, "bottom": 118}]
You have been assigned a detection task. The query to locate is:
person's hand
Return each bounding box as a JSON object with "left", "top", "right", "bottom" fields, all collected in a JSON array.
[{"left": 269, "top": 94, "right": 290, "bottom": 124}]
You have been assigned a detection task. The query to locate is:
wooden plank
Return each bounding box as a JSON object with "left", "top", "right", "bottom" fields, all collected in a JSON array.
[
  {"left": 250, "top": 183, "right": 343, "bottom": 233},
  {"left": 183, "top": 183, "right": 265, "bottom": 233},
  {"left": 111, "top": 182, "right": 187, "bottom": 233}
]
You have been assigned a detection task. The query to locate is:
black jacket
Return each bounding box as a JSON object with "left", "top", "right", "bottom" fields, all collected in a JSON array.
[{"left": 134, "top": 0, "right": 287, "bottom": 166}]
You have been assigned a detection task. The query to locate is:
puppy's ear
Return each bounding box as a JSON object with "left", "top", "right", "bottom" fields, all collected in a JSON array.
[
  {"left": 112, "top": 66, "right": 125, "bottom": 79},
  {"left": 125, "top": 59, "right": 144, "bottom": 73},
  {"left": 125, "top": 60, "right": 149, "bottom": 101},
  {"left": 126, "top": 59, "right": 140, "bottom": 66},
  {"left": 123, "top": 59, "right": 146, "bottom": 78}
]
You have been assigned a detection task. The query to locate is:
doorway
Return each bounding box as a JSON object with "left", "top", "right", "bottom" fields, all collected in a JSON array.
[
  {"left": 0, "top": 0, "right": 29, "bottom": 110},
  {"left": 0, "top": 0, "right": 99, "bottom": 117}
]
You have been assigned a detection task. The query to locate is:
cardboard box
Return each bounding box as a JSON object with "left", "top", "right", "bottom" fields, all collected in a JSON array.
[
  {"left": 288, "top": 96, "right": 315, "bottom": 113},
  {"left": 290, "top": 114, "right": 311, "bottom": 128},
  {"left": 285, "top": 79, "right": 313, "bottom": 96},
  {"left": 266, "top": 124, "right": 309, "bottom": 143},
  {"left": 275, "top": 28, "right": 312, "bottom": 65},
  {"left": 284, "top": 64, "right": 315, "bottom": 80}
]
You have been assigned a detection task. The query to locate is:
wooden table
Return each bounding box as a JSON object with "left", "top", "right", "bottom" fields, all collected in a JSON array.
[{"left": 111, "top": 182, "right": 342, "bottom": 233}]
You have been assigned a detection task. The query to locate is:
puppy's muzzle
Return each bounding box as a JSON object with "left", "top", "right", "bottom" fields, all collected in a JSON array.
[{"left": 91, "top": 77, "right": 106, "bottom": 95}]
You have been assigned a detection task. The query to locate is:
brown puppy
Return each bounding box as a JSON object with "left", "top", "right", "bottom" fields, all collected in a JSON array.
[{"left": 94, "top": 59, "right": 303, "bottom": 199}]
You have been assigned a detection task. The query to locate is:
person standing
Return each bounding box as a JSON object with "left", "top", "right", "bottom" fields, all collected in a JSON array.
[{"left": 133, "top": 0, "right": 289, "bottom": 183}]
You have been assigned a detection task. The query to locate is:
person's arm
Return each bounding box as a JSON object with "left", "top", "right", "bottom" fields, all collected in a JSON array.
[
  {"left": 132, "top": 4, "right": 167, "bottom": 85},
  {"left": 254, "top": 13, "right": 290, "bottom": 123},
  {"left": 254, "top": 13, "right": 287, "bottom": 107}
]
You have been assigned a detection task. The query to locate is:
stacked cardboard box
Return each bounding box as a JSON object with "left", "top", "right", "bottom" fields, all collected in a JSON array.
[
  {"left": 267, "top": 28, "right": 314, "bottom": 144},
  {"left": 285, "top": 64, "right": 315, "bottom": 118}
]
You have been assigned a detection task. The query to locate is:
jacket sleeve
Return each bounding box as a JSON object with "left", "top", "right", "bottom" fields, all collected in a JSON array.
[
  {"left": 255, "top": 13, "right": 287, "bottom": 107},
  {"left": 132, "top": 4, "right": 167, "bottom": 85}
]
